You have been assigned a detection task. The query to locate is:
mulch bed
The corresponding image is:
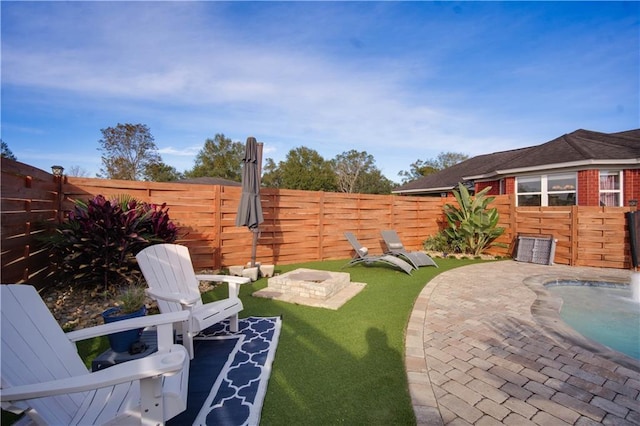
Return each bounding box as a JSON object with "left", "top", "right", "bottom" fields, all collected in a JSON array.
[{"left": 42, "top": 277, "right": 219, "bottom": 331}]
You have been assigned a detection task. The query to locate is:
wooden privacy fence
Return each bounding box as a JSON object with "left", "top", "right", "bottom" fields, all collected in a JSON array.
[
  {"left": 514, "top": 206, "right": 632, "bottom": 269},
  {"left": 59, "top": 176, "right": 446, "bottom": 271},
  {"left": 1, "top": 159, "right": 61, "bottom": 287},
  {"left": 1, "top": 158, "right": 636, "bottom": 290}
]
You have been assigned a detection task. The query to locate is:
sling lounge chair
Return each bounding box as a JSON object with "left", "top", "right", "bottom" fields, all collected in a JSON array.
[
  {"left": 344, "top": 232, "right": 414, "bottom": 275},
  {"left": 1, "top": 284, "right": 190, "bottom": 426},
  {"left": 381, "top": 230, "right": 438, "bottom": 268},
  {"left": 136, "top": 243, "right": 251, "bottom": 359}
]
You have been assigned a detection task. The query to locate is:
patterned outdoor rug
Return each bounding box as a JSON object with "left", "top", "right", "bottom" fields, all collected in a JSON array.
[{"left": 168, "top": 316, "right": 281, "bottom": 426}]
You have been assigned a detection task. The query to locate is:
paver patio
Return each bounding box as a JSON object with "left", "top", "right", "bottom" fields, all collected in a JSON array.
[{"left": 406, "top": 261, "right": 640, "bottom": 425}]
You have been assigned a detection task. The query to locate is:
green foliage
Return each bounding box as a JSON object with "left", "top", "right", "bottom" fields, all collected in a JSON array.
[
  {"left": 260, "top": 158, "right": 282, "bottom": 188},
  {"left": 43, "top": 194, "right": 178, "bottom": 292},
  {"left": 1, "top": 139, "right": 16, "bottom": 160},
  {"left": 356, "top": 168, "right": 394, "bottom": 194},
  {"left": 262, "top": 147, "right": 395, "bottom": 193},
  {"left": 331, "top": 149, "right": 393, "bottom": 194},
  {"left": 145, "top": 161, "right": 183, "bottom": 182},
  {"left": 423, "top": 231, "right": 462, "bottom": 253},
  {"left": 184, "top": 133, "right": 244, "bottom": 181},
  {"left": 98, "top": 123, "right": 160, "bottom": 180},
  {"left": 398, "top": 151, "right": 468, "bottom": 183},
  {"left": 117, "top": 284, "right": 147, "bottom": 313},
  {"left": 443, "top": 183, "right": 505, "bottom": 256},
  {"left": 263, "top": 146, "right": 337, "bottom": 191}
]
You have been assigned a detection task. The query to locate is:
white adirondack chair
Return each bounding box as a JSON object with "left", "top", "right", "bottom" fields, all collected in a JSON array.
[
  {"left": 136, "top": 244, "right": 251, "bottom": 359},
  {"left": 0, "top": 284, "right": 190, "bottom": 426}
]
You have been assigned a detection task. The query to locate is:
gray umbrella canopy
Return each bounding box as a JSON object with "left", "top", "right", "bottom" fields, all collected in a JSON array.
[{"left": 236, "top": 137, "right": 264, "bottom": 266}]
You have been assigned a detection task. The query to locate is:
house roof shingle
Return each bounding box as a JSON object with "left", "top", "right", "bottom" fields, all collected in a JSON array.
[{"left": 393, "top": 128, "right": 640, "bottom": 195}]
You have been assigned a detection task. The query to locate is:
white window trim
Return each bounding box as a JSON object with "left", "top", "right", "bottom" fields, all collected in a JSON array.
[
  {"left": 599, "top": 170, "right": 623, "bottom": 207},
  {"left": 516, "top": 173, "right": 577, "bottom": 207}
]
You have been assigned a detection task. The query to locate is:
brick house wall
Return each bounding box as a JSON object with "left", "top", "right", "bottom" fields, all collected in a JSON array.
[
  {"left": 504, "top": 177, "right": 515, "bottom": 194},
  {"left": 624, "top": 169, "right": 640, "bottom": 204},
  {"left": 475, "top": 181, "right": 499, "bottom": 195},
  {"left": 577, "top": 170, "right": 599, "bottom": 206},
  {"left": 474, "top": 169, "right": 639, "bottom": 206}
]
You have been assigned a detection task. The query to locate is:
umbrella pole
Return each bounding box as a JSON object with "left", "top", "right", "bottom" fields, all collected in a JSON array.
[
  {"left": 251, "top": 230, "right": 259, "bottom": 268},
  {"left": 251, "top": 142, "right": 264, "bottom": 269}
]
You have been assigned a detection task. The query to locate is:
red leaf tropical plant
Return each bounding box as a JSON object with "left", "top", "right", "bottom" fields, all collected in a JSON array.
[{"left": 43, "top": 194, "right": 178, "bottom": 292}]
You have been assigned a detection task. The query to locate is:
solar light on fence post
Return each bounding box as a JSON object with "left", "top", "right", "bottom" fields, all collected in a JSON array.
[
  {"left": 51, "top": 165, "right": 64, "bottom": 177},
  {"left": 630, "top": 199, "right": 638, "bottom": 212}
]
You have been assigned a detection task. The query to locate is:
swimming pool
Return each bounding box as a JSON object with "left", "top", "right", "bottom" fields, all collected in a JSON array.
[{"left": 546, "top": 281, "right": 640, "bottom": 360}]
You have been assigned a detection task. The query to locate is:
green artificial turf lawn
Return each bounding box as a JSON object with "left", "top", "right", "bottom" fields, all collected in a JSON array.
[{"left": 1, "top": 257, "right": 487, "bottom": 426}]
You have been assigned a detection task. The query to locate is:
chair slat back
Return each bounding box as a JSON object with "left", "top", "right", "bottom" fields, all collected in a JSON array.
[
  {"left": 381, "top": 230, "right": 403, "bottom": 247},
  {"left": 136, "top": 244, "right": 203, "bottom": 314},
  {"left": 1, "top": 284, "right": 88, "bottom": 424},
  {"left": 344, "top": 232, "right": 365, "bottom": 258}
]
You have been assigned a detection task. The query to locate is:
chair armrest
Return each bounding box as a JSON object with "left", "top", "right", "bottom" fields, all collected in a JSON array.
[
  {"left": 195, "top": 274, "right": 251, "bottom": 285},
  {"left": 145, "top": 288, "right": 200, "bottom": 306},
  {"left": 195, "top": 275, "right": 251, "bottom": 297},
  {"left": 66, "top": 310, "right": 189, "bottom": 342},
  {"left": 0, "top": 346, "right": 187, "bottom": 402}
]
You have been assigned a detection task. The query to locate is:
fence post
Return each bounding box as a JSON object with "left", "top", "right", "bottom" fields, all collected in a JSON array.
[
  {"left": 318, "top": 191, "right": 325, "bottom": 260},
  {"left": 53, "top": 171, "right": 64, "bottom": 224},
  {"left": 213, "top": 185, "right": 222, "bottom": 269},
  {"left": 570, "top": 205, "right": 578, "bottom": 266}
]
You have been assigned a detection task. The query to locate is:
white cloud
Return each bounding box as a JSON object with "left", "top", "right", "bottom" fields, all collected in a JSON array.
[
  {"left": 157, "top": 146, "right": 201, "bottom": 157},
  {"left": 3, "top": 2, "right": 638, "bottom": 181}
]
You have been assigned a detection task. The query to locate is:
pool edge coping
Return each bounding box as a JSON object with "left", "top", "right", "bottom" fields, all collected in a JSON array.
[{"left": 524, "top": 271, "right": 640, "bottom": 373}]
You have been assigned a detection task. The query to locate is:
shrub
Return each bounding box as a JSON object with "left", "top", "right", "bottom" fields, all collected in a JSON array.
[
  {"left": 43, "top": 194, "right": 178, "bottom": 292},
  {"left": 423, "top": 231, "right": 462, "bottom": 253},
  {"left": 442, "top": 183, "right": 506, "bottom": 256}
]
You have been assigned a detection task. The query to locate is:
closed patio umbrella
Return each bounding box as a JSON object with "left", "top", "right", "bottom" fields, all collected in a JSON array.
[{"left": 236, "top": 136, "right": 264, "bottom": 267}]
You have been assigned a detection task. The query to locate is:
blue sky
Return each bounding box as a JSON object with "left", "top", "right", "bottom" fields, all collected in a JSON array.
[{"left": 2, "top": 1, "right": 638, "bottom": 181}]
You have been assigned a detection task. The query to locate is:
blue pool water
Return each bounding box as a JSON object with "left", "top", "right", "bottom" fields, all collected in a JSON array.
[{"left": 546, "top": 281, "right": 640, "bottom": 360}]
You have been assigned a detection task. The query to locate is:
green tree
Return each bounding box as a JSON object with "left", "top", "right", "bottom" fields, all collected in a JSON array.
[
  {"left": 98, "top": 123, "right": 160, "bottom": 180},
  {"left": 429, "top": 151, "right": 469, "bottom": 170},
  {"left": 332, "top": 150, "right": 373, "bottom": 193},
  {"left": 261, "top": 158, "right": 283, "bottom": 188},
  {"left": 184, "top": 133, "right": 244, "bottom": 181},
  {"left": 263, "top": 147, "right": 336, "bottom": 191},
  {"left": 398, "top": 159, "right": 437, "bottom": 183},
  {"left": 356, "top": 169, "right": 394, "bottom": 194},
  {"left": 145, "top": 161, "right": 183, "bottom": 182},
  {"left": 331, "top": 149, "right": 392, "bottom": 194},
  {"left": 1, "top": 140, "right": 16, "bottom": 160},
  {"left": 399, "top": 151, "right": 468, "bottom": 183}
]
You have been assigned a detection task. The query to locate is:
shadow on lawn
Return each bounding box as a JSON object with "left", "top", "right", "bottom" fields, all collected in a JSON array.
[{"left": 258, "top": 308, "right": 413, "bottom": 425}]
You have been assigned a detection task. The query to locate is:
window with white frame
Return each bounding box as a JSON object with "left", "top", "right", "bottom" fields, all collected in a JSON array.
[
  {"left": 516, "top": 173, "right": 576, "bottom": 206},
  {"left": 599, "top": 170, "right": 622, "bottom": 206}
]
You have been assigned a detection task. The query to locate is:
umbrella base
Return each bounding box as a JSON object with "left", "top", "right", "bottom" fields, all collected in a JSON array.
[{"left": 228, "top": 264, "right": 275, "bottom": 281}]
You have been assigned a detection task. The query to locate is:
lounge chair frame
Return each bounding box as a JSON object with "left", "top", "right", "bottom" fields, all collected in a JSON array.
[
  {"left": 344, "top": 232, "right": 414, "bottom": 275},
  {"left": 380, "top": 230, "right": 438, "bottom": 268}
]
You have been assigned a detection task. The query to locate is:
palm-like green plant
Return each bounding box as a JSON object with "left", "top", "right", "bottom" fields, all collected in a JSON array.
[{"left": 443, "top": 183, "right": 505, "bottom": 256}]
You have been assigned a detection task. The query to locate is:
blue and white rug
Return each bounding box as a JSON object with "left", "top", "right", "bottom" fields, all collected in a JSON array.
[{"left": 168, "top": 316, "right": 281, "bottom": 426}]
